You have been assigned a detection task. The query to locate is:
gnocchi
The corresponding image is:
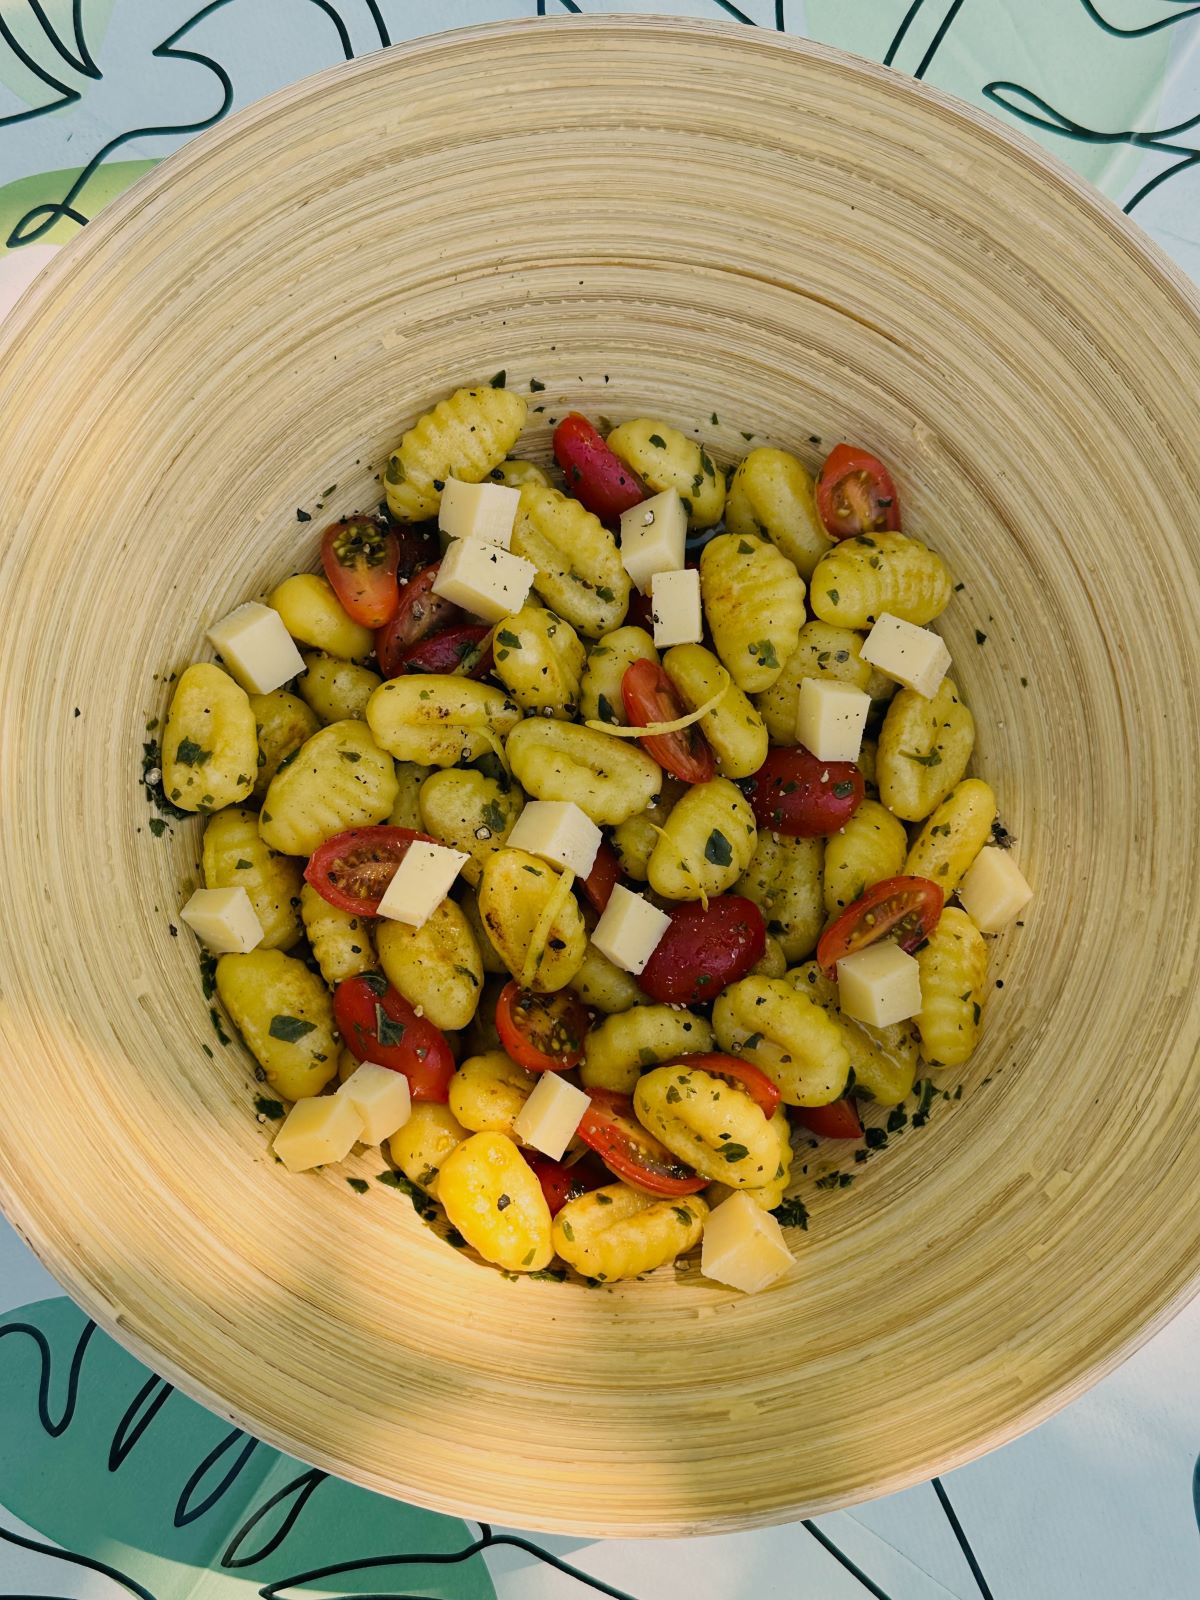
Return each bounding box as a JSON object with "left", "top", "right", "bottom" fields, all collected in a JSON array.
[
  {"left": 385, "top": 385, "right": 527, "bottom": 523},
  {"left": 581, "top": 1005, "right": 714, "bottom": 1094},
  {"left": 259, "top": 718, "right": 398, "bottom": 856},
  {"left": 700, "top": 533, "right": 806, "bottom": 693},
  {"left": 553, "top": 1184, "right": 707, "bottom": 1282},
  {"left": 510, "top": 481, "right": 630, "bottom": 637},
  {"left": 646, "top": 777, "right": 757, "bottom": 900},
  {"left": 492, "top": 603, "right": 586, "bottom": 716},
  {"left": 418, "top": 767, "right": 524, "bottom": 886},
  {"left": 162, "top": 664, "right": 257, "bottom": 813},
  {"left": 202, "top": 808, "right": 302, "bottom": 950},
  {"left": 506, "top": 716, "right": 660, "bottom": 826},
  {"left": 724, "top": 446, "right": 832, "bottom": 578},
  {"left": 606, "top": 419, "right": 725, "bottom": 528},
  {"left": 876, "top": 677, "right": 975, "bottom": 821},
  {"left": 376, "top": 899, "right": 483, "bottom": 1030},
  {"left": 297, "top": 652, "right": 381, "bottom": 724},
  {"left": 810, "top": 531, "right": 953, "bottom": 630}
]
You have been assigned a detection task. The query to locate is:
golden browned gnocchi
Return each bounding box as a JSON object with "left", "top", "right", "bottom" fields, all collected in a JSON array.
[
  {"left": 700, "top": 532, "right": 807, "bottom": 693},
  {"left": 634, "top": 1065, "right": 781, "bottom": 1186},
  {"left": 477, "top": 848, "right": 587, "bottom": 991},
  {"left": 506, "top": 716, "right": 660, "bottom": 825},
  {"left": 385, "top": 384, "right": 527, "bottom": 522},
  {"left": 735, "top": 832, "right": 824, "bottom": 963},
  {"left": 389, "top": 1103, "right": 469, "bottom": 1197},
  {"left": 492, "top": 604, "right": 586, "bottom": 716},
  {"left": 646, "top": 777, "right": 757, "bottom": 900},
  {"left": 661, "top": 644, "right": 769, "bottom": 779},
  {"left": 366, "top": 676, "right": 521, "bottom": 767},
  {"left": 552, "top": 1185, "right": 707, "bottom": 1282},
  {"left": 610, "top": 778, "right": 685, "bottom": 881},
  {"left": 299, "top": 882, "right": 378, "bottom": 986},
  {"left": 790, "top": 962, "right": 918, "bottom": 1107},
  {"left": 581, "top": 1005, "right": 714, "bottom": 1094},
  {"left": 809, "top": 531, "right": 953, "bottom": 629},
  {"left": 713, "top": 976, "right": 850, "bottom": 1107},
  {"left": 202, "top": 808, "right": 302, "bottom": 950},
  {"left": 822, "top": 799, "right": 908, "bottom": 915},
  {"left": 269, "top": 573, "right": 374, "bottom": 661},
  {"left": 376, "top": 900, "right": 483, "bottom": 1030},
  {"left": 904, "top": 778, "right": 996, "bottom": 892},
  {"left": 437, "top": 1131, "right": 553, "bottom": 1272},
  {"left": 606, "top": 418, "right": 725, "bottom": 528},
  {"left": 510, "top": 481, "right": 630, "bottom": 637},
  {"left": 215, "top": 949, "right": 337, "bottom": 1102},
  {"left": 753, "top": 621, "right": 874, "bottom": 745},
  {"left": 418, "top": 767, "right": 524, "bottom": 885},
  {"left": 915, "top": 907, "right": 988, "bottom": 1066},
  {"left": 447, "top": 1051, "right": 537, "bottom": 1137}
]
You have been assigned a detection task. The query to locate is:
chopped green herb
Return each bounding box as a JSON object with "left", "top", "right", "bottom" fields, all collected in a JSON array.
[
  {"left": 209, "top": 1007, "right": 231, "bottom": 1046},
  {"left": 665, "top": 1084, "right": 681, "bottom": 1104},
  {"left": 722, "top": 1142, "right": 750, "bottom": 1163},
  {"left": 561, "top": 1219, "right": 575, "bottom": 1241},
  {"left": 648, "top": 433, "right": 667, "bottom": 449},
  {"left": 375, "top": 1003, "right": 405, "bottom": 1047},
  {"left": 490, "top": 369, "right": 507, "bottom": 388},
  {"left": 704, "top": 828, "right": 733, "bottom": 866},
  {"left": 832, "top": 780, "right": 854, "bottom": 798},
  {"left": 595, "top": 584, "right": 615, "bottom": 603},
  {"left": 481, "top": 799, "right": 507, "bottom": 833},
  {"left": 771, "top": 1197, "right": 810, "bottom": 1229},
  {"left": 174, "top": 737, "right": 211, "bottom": 767},
  {"left": 826, "top": 589, "right": 840, "bottom": 606},
  {"left": 497, "top": 1193, "right": 512, "bottom": 1212},
  {"left": 339, "top": 750, "right": 362, "bottom": 764},
  {"left": 254, "top": 1096, "right": 285, "bottom": 1119},
  {"left": 595, "top": 1191, "right": 613, "bottom": 1204},
  {"left": 596, "top": 693, "right": 617, "bottom": 725},
  {"left": 347, "top": 1177, "right": 369, "bottom": 1194},
  {"left": 530, "top": 377, "right": 546, "bottom": 392},
  {"left": 673, "top": 1206, "right": 694, "bottom": 1226},
  {"left": 747, "top": 639, "right": 779, "bottom": 669},
  {"left": 497, "top": 629, "right": 522, "bottom": 649},
  {"left": 905, "top": 749, "right": 943, "bottom": 767},
  {"left": 269, "top": 1014, "right": 315, "bottom": 1043},
  {"left": 148, "top": 817, "right": 168, "bottom": 838},
  {"left": 737, "top": 539, "right": 755, "bottom": 554},
  {"left": 361, "top": 971, "right": 389, "bottom": 997}
]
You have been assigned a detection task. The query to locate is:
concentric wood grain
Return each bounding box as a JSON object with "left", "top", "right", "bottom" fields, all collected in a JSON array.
[{"left": 2, "top": 18, "right": 1200, "bottom": 1535}]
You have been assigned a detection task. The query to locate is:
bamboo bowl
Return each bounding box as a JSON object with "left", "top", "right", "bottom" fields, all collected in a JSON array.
[{"left": 2, "top": 17, "right": 1200, "bottom": 1537}]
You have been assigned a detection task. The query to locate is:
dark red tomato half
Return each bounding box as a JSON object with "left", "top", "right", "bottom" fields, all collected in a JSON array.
[
  {"left": 796, "top": 1097, "right": 864, "bottom": 1140},
  {"left": 672, "top": 1052, "right": 780, "bottom": 1119},
  {"left": 553, "top": 413, "right": 647, "bottom": 523},
  {"left": 817, "top": 875, "right": 944, "bottom": 978},
  {"left": 375, "top": 564, "right": 464, "bottom": 677},
  {"left": 305, "top": 825, "right": 436, "bottom": 917},
  {"left": 743, "top": 747, "right": 864, "bottom": 838},
  {"left": 638, "top": 896, "right": 766, "bottom": 1006},
  {"left": 579, "top": 839, "right": 622, "bottom": 913},
  {"left": 388, "top": 519, "right": 442, "bottom": 579},
  {"left": 815, "top": 444, "right": 902, "bottom": 540},
  {"left": 334, "top": 972, "right": 454, "bottom": 1102},
  {"left": 522, "top": 1151, "right": 610, "bottom": 1216},
  {"left": 626, "top": 588, "right": 655, "bottom": 632},
  {"left": 397, "top": 623, "right": 493, "bottom": 679},
  {"left": 495, "top": 982, "right": 589, "bottom": 1072},
  {"left": 621, "top": 658, "right": 715, "bottom": 784},
  {"left": 577, "top": 1088, "right": 707, "bottom": 1197},
  {"left": 320, "top": 517, "right": 401, "bottom": 629}
]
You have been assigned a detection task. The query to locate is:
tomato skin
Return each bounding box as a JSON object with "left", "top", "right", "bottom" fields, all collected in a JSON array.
[
  {"left": 626, "top": 588, "right": 655, "bottom": 632},
  {"left": 577, "top": 1088, "right": 707, "bottom": 1197},
  {"left": 320, "top": 517, "right": 401, "bottom": 629},
  {"left": 621, "top": 658, "right": 716, "bottom": 783},
  {"left": 817, "top": 875, "right": 944, "bottom": 977},
  {"left": 815, "top": 444, "right": 901, "bottom": 539},
  {"left": 333, "top": 973, "right": 454, "bottom": 1101},
  {"left": 796, "top": 1097, "right": 864, "bottom": 1140},
  {"left": 495, "top": 982, "right": 590, "bottom": 1072},
  {"left": 672, "top": 1051, "right": 780, "bottom": 1118},
  {"left": 396, "top": 623, "right": 493, "bottom": 679},
  {"left": 638, "top": 896, "right": 766, "bottom": 1006},
  {"left": 522, "top": 1151, "right": 609, "bottom": 1216},
  {"left": 375, "top": 564, "right": 464, "bottom": 677},
  {"left": 554, "top": 413, "right": 647, "bottom": 523},
  {"left": 388, "top": 519, "right": 442, "bottom": 579},
  {"left": 579, "top": 840, "right": 622, "bottom": 913},
  {"left": 743, "top": 747, "right": 864, "bottom": 837},
  {"left": 304, "top": 825, "right": 436, "bottom": 917}
]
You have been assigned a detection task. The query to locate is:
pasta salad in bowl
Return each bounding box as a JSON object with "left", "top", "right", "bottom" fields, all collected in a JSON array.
[{"left": 162, "top": 380, "right": 1033, "bottom": 1293}]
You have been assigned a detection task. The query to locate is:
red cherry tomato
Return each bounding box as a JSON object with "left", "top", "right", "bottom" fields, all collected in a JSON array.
[
  {"left": 625, "top": 588, "right": 655, "bottom": 632},
  {"left": 495, "top": 982, "right": 590, "bottom": 1072},
  {"left": 375, "top": 564, "right": 464, "bottom": 677},
  {"left": 388, "top": 519, "right": 442, "bottom": 579},
  {"left": 304, "top": 825, "right": 436, "bottom": 917},
  {"left": 814, "top": 444, "right": 901, "bottom": 539},
  {"left": 333, "top": 973, "right": 454, "bottom": 1102},
  {"left": 673, "top": 1051, "right": 780, "bottom": 1118},
  {"left": 396, "top": 623, "right": 493, "bottom": 679},
  {"left": 817, "top": 875, "right": 944, "bottom": 978},
  {"left": 796, "top": 1097, "right": 864, "bottom": 1140},
  {"left": 743, "top": 747, "right": 864, "bottom": 837},
  {"left": 320, "top": 517, "right": 401, "bottom": 629},
  {"left": 522, "top": 1151, "right": 610, "bottom": 1216},
  {"left": 621, "top": 659, "right": 715, "bottom": 783},
  {"left": 579, "top": 840, "right": 622, "bottom": 913},
  {"left": 576, "top": 1088, "right": 707, "bottom": 1197},
  {"left": 553, "top": 413, "right": 647, "bottom": 523},
  {"left": 638, "top": 896, "right": 765, "bottom": 1006}
]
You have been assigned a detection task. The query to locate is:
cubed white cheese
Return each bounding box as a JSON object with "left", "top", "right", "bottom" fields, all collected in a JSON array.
[
  {"left": 796, "top": 678, "right": 871, "bottom": 762},
  {"left": 376, "top": 840, "right": 469, "bottom": 927},
  {"left": 836, "top": 942, "right": 922, "bottom": 1027},
  {"left": 650, "top": 568, "right": 703, "bottom": 649},
  {"left": 505, "top": 800, "right": 601, "bottom": 877},
  {"left": 590, "top": 884, "right": 671, "bottom": 975},
  {"left": 860, "top": 613, "right": 951, "bottom": 698},
  {"left": 512, "top": 1073, "right": 590, "bottom": 1161},
  {"left": 958, "top": 846, "right": 1033, "bottom": 933},
  {"left": 438, "top": 478, "right": 520, "bottom": 548},
  {"left": 432, "top": 538, "right": 535, "bottom": 623},
  {"left": 206, "top": 602, "right": 306, "bottom": 695},
  {"left": 336, "top": 1061, "right": 412, "bottom": 1145},
  {"left": 701, "top": 1191, "right": 794, "bottom": 1294},
  {"left": 619, "top": 489, "right": 687, "bottom": 593},
  {"left": 179, "top": 887, "right": 263, "bottom": 954},
  {"left": 273, "top": 1093, "right": 364, "bottom": 1173}
]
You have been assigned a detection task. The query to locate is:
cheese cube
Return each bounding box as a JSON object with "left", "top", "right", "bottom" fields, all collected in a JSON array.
[
  {"left": 337, "top": 1061, "right": 412, "bottom": 1145},
  {"left": 958, "top": 846, "right": 1033, "bottom": 933},
  {"left": 619, "top": 489, "right": 687, "bottom": 593},
  {"left": 701, "top": 1191, "right": 794, "bottom": 1294},
  {"left": 506, "top": 800, "right": 601, "bottom": 877},
  {"left": 432, "top": 538, "right": 535, "bottom": 623},
  {"left": 650, "top": 568, "right": 703, "bottom": 648},
  {"left": 590, "top": 884, "right": 671, "bottom": 975},
  {"left": 796, "top": 678, "right": 871, "bottom": 762},
  {"left": 179, "top": 887, "right": 263, "bottom": 954},
  {"left": 206, "top": 602, "right": 306, "bottom": 695},
  {"left": 273, "top": 1093, "right": 363, "bottom": 1173},
  {"left": 376, "top": 841, "right": 469, "bottom": 927},
  {"left": 860, "top": 613, "right": 951, "bottom": 698},
  {"left": 438, "top": 478, "right": 520, "bottom": 548},
  {"left": 836, "top": 942, "right": 922, "bottom": 1027},
  {"left": 512, "top": 1072, "right": 590, "bottom": 1161}
]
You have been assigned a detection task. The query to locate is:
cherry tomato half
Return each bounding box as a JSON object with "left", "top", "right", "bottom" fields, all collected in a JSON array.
[
  {"left": 576, "top": 1087, "right": 707, "bottom": 1197},
  {"left": 522, "top": 1151, "right": 610, "bottom": 1216},
  {"left": 625, "top": 588, "right": 655, "bottom": 633},
  {"left": 304, "top": 825, "right": 437, "bottom": 918},
  {"left": 579, "top": 839, "right": 623, "bottom": 913},
  {"left": 638, "top": 896, "right": 765, "bottom": 1006},
  {"left": 375, "top": 564, "right": 464, "bottom": 677},
  {"left": 673, "top": 1051, "right": 780, "bottom": 1118},
  {"left": 333, "top": 972, "right": 454, "bottom": 1101},
  {"left": 743, "top": 747, "right": 864, "bottom": 837},
  {"left": 553, "top": 413, "right": 647, "bottom": 524},
  {"left": 320, "top": 517, "right": 401, "bottom": 629},
  {"left": 796, "top": 1097, "right": 864, "bottom": 1140},
  {"left": 495, "top": 981, "right": 590, "bottom": 1072},
  {"left": 397, "top": 623, "right": 493, "bottom": 679},
  {"left": 817, "top": 874, "right": 944, "bottom": 978},
  {"left": 388, "top": 519, "right": 442, "bottom": 579},
  {"left": 621, "top": 658, "right": 715, "bottom": 784},
  {"left": 815, "top": 444, "right": 901, "bottom": 540}
]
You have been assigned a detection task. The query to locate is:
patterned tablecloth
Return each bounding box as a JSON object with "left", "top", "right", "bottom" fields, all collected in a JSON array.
[{"left": 2, "top": 4, "right": 1199, "bottom": 1597}]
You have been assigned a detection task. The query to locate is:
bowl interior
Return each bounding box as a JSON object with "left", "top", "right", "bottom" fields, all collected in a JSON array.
[{"left": 2, "top": 18, "right": 1200, "bottom": 1536}]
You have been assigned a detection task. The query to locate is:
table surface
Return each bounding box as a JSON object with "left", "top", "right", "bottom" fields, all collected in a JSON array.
[{"left": 2, "top": 4, "right": 1199, "bottom": 1596}]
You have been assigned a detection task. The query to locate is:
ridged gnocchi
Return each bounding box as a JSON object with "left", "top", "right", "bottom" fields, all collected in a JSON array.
[
  {"left": 215, "top": 948, "right": 338, "bottom": 1102},
  {"left": 553, "top": 1184, "right": 707, "bottom": 1281},
  {"left": 385, "top": 384, "right": 527, "bottom": 523},
  {"left": 579, "top": 626, "right": 658, "bottom": 726},
  {"left": 915, "top": 907, "right": 988, "bottom": 1066},
  {"left": 876, "top": 677, "right": 975, "bottom": 821},
  {"left": 418, "top": 767, "right": 523, "bottom": 885},
  {"left": 790, "top": 962, "right": 918, "bottom": 1107},
  {"left": 735, "top": 832, "right": 824, "bottom": 963},
  {"left": 299, "top": 881, "right": 378, "bottom": 986},
  {"left": 492, "top": 604, "right": 586, "bottom": 716},
  {"left": 822, "top": 799, "right": 908, "bottom": 915},
  {"left": 510, "top": 481, "right": 630, "bottom": 637},
  {"left": 606, "top": 419, "right": 725, "bottom": 528},
  {"left": 298, "top": 653, "right": 381, "bottom": 724},
  {"left": 662, "top": 644, "right": 769, "bottom": 779},
  {"left": 647, "top": 777, "right": 757, "bottom": 900},
  {"left": 366, "top": 676, "right": 521, "bottom": 767},
  {"left": 904, "top": 778, "right": 996, "bottom": 892},
  {"left": 810, "top": 532, "right": 953, "bottom": 629},
  {"left": 248, "top": 689, "right": 320, "bottom": 801},
  {"left": 724, "top": 446, "right": 832, "bottom": 578},
  {"left": 634, "top": 1065, "right": 781, "bottom": 1186},
  {"left": 202, "top": 808, "right": 302, "bottom": 950},
  {"left": 259, "top": 719, "right": 398, "bottom": 856},
  {"left": 506, "top": 717, "right": 660, "bottom": 826},
  {"left": 581, "top": 1005, "right": 714, "bottom": 1094},
  {"left": 162, "top": 663, "right": 257, "bottom": 813},
  {"left": 700, "top": 533, "right": 806, "bottom": 693},
  {"left": 713, "top": 976, "right": 850, "bottom": 1107},
  {"left": 376, "top": 899, "right": 483, "bottom": 1030},
  {"left": 477, "top": 848, "right": 587, "bottom": 991},
  {"left": 704, "top": 1107, "right": 794, "bottom": 1210}
]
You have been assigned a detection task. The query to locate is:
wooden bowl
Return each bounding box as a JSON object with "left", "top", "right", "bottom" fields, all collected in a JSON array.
[{"left": 3, "top": 17, "right": 1200, "bottom": 1536}]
